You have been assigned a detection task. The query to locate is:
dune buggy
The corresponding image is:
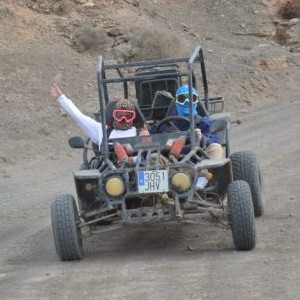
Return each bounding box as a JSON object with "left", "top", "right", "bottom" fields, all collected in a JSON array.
[{"left": 51, "top": 45, "right": 264, "bottom": 261}]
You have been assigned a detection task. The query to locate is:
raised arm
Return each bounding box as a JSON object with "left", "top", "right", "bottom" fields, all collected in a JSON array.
[{"left": 50, "top": 82, "right": 103, "bottom": 145}]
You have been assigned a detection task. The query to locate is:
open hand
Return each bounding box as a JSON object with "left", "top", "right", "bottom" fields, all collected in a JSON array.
[
  {"left": 195, "top": 128, "right": 202, "bottom": 140},
  {"left": 139, "top": 125, "right": 150, "bottom": 136},
  {"left": 50, "top": 82, "right": 63, "bottom": 98}
]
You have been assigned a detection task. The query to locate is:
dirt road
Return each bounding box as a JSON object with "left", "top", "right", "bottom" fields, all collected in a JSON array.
[{"left": 0, "top": 98, "right": 299, "bottom": 300}]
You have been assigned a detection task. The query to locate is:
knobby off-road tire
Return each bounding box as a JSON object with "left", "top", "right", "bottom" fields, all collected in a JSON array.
[
  {"left": 51, "top": 194, "right": 84, "bottom": 261},
  {"left": 228, "top": 180, "right": 256, "bottom": 250},
  {"left": 230, "top": 151, "right": 264, "bottom": 217}
]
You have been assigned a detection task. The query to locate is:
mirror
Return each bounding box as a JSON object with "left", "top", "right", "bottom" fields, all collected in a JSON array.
[{"left": 68, "top": 136, "right": 85, "bottom": 149}]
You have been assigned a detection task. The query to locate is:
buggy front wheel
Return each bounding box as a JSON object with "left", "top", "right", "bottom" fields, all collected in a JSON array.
[
  {"left": 228, "top": 180, "right": 256, "bottom": 251},
  {"left": 230, "top": 151, "right": 264, "bottom": 217},
  {"left": 51, "top": 194, "right": 84, "bottom": 261}
]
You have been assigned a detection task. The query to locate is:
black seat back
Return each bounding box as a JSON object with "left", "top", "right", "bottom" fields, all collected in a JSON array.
[
  {"left": 149, "top": 90, "right": 174, "bottom": 121},
  {"left": 135, "top": 67, "right": 180, "bottom": 119}
]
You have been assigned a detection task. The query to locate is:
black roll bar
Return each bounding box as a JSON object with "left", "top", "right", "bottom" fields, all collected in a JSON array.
[
  {"left": 97, "top": 56, "right": 109, "bottom": 159},
  {"left": 97, "top": 44, "right": 209, "bottom": 157}
]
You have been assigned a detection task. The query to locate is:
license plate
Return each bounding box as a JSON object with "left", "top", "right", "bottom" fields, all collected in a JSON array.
[{"left": 138, "top": 170, "right": 169, "bottom": 193}]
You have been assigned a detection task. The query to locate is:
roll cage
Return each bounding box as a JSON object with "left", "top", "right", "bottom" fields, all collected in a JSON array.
[{"left": 96, "top": 45, "right": 225, "bottom": 161}]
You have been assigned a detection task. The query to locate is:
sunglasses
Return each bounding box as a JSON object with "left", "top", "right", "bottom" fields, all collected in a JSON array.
[
  {"left": 176, "top": 93, "right": 199, "bottom": 105},
  {"left": 113, "top": 109, "right": 136, "bottom": 123}
]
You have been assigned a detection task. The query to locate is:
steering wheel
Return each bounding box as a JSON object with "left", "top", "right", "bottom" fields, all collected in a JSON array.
[{"left": 154, "top": 116, "right": 191, "bottom": 133}]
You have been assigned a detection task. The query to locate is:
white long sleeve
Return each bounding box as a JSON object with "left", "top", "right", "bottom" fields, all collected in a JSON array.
[{"left": 57, "top": 94, "right": 103, "bottom": 145}]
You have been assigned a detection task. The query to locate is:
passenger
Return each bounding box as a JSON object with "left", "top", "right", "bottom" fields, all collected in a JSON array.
[
  {"left": 166, "top": 84, "right": 224, "bottom": 159},
  {"left": 50, "top": 82, "right": 149, "bottom": 149}
]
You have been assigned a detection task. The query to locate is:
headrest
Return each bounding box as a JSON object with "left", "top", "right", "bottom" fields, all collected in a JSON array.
[
  {"left": 105, "top": 99, "right": 146, "bottom": 128},
  {"left": 150, "top": 90, "right": 174, "bottom": 121}
]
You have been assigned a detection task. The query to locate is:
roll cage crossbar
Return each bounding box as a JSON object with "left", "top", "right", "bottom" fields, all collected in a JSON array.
[{"left": 96, "top": 45, "right": 209, "bottom": 159}]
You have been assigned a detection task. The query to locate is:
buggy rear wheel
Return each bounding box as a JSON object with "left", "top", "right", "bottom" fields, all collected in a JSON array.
[
  {"left": 228, "top": 180, "right": 256, "bottom": 250},
  {"left": 51, "top": 194, "right": 84, "bottom": 261},
  {"left": 230, "top": 151, "right": 264, "bottom": 216}
]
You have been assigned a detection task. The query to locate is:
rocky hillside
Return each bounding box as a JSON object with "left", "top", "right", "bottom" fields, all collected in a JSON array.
[{"left": 0, "top": 0, "right": 299, "bottom": 168}]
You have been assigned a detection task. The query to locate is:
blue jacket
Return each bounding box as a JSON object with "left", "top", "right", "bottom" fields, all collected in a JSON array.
[
  {"left": 150, "top": 107, "right": 221, "bottom": 147},
  {"left": 194, "top": 115, "right": 221, "bottom": 146}
]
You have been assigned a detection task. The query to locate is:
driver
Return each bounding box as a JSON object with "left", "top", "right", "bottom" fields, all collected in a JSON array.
[
  {"left": 50, "top": 82, "right": 149, "bottom": 150},
  {"left": 162, "top": 84, "right": 224, "bottom": 159}
]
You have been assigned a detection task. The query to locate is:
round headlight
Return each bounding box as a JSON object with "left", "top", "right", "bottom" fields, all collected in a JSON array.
[
  {"left": 171, "top": 172, "right": 191, "bottom": 192},
  {"left": 105, "top": 177, "right": 125, "bottom": 197}
]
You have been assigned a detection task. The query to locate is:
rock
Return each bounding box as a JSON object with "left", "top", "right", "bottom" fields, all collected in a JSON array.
[
  {"left": 112, "top": 43, "right": 134, "bottom": 63},
  {"left": 107, "top": 27, "right": 122, "bottom": 38},
  {"left": 124, "top": 0, "right": 140, "bottom": 7},
  {"left": 258, "top": 57, "right": 291, "bottom": 70},
  {"left": 290, "top": 44, "right": 300, "bottom": 53},
  {"left": 287, "top": 23, "right": 300, "bottom": 45},
  {"left": 190, "top": 32, "right": 200, "bottom": 38},
  {"left": 290, "top": 54, "right": 300, "bottom": 66},
  {"left": 289, "top": 18, "right": 299, "bottom": 25},
  {"left": 0, "top": 8, "right": 14, "bottom": 19},
  {"left": 60, "top": 108, "right": 68, "bottom": 117},
  {"left": 0, "top": 155, "right": 8, "bottom": 163},
  {"left": 74, "top": 0, "right": 87, "bottom": 4},
  {"left": 82, "top": 0, "right": 95, "bottom": 7},
  {"left": 181, "top": 23, "right": 190, "bottom": 32},
  {"left": 186, "top": 244, "right": 194, "bottom": 251}
]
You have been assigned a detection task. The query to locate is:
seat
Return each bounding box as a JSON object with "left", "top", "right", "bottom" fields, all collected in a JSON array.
[
  {"left": 134, "top": 67, "right": 180, "bottom": 119},
  {"left": 149, "top": 90, "right": 174, "bottom": 121},
  {"left": 209, "top": 112, "right": 231, "bottom": 157}
]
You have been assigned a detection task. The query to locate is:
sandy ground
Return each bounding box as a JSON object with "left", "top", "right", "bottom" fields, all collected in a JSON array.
[{"left": 0, "top": 99, "right": 299, "bottom": 300}]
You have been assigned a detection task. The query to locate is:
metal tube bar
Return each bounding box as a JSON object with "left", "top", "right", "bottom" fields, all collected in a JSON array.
[
  {"left": 80, "top": 212, "right": 118, "bottom": 227},
  {"left": 83, "top": 206, "right": 116, "bottom": 219},
  {"left": 103, "top": 57, "right": 190, "bottom": 70},
  {"left": 100, "top": 72, "right": 190, "bottom": 84},
  {"left": 116, "top": 68, "right": 129, "bottom": 99},
  {"left": 199, "top": 49, "right": 209, "bottom": 111},
  {"left": 97, "top": 56, "right": 109, "bottom": 157}
]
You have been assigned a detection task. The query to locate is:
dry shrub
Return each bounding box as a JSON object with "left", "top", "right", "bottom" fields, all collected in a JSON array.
[
  {"left": 74, "top": 26, "right": 108, "bottom": 54},
  {"left": 278, "top": 0, "right": 300, "bottom": 19},
  {"left": 127, "top": 26, "right": 185, "bottom": 61},
  {"left": 26, "top": 0, "right": 70, "bottom": 15}
]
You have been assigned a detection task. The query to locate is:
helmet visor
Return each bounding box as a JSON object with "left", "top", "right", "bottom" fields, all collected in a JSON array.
[
  {"left": 176, "top": 93, "right": 199, "bottom": 105},
  {"left": 113, "top": 109, "right": 136, "bottom": 123}
]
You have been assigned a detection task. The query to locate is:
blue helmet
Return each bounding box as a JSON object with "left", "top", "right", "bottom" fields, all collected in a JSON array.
[
  {"left": 175, "top": 85, "right": 199, "bottom": 117},
  {"left": 175, "top": 84, "right": 198, "bottom": 96}
]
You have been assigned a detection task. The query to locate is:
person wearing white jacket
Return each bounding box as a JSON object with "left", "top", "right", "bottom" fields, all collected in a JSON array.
[{"left": 50, "top": 82, "right": 149, "bottom": 149}]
